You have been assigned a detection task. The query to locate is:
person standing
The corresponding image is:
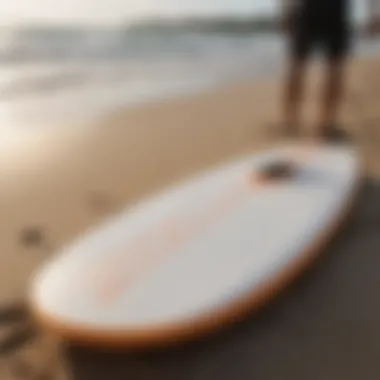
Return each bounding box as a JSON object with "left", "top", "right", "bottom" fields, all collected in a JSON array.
[{"left": 281, "top": 0, "right": 380, "bottom": 141}]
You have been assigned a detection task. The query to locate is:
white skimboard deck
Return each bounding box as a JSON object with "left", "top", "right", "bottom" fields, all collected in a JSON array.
[{"left": 28, "top": 143, "right": 361, "bottom": 349}]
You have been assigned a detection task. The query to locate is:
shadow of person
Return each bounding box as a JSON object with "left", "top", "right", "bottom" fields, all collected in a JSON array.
[{"left": 58, "top": 178, "right": 380, "bottom": 380}]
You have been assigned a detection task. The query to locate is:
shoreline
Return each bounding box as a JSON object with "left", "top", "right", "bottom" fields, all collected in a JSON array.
[{"left": 2, "top": 34, "right": 380, "bottom": 131}]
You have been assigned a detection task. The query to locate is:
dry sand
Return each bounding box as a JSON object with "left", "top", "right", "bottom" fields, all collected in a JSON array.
[{"left": 1, "top": 54, "right": 380, "bottom": 380}]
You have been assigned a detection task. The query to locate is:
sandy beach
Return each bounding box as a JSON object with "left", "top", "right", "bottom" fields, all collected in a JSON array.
[{"left": 1, "top": 54, "right": 380, "bottom": 379}]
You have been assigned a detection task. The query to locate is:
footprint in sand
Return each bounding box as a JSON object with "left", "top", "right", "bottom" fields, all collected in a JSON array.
[
  {"left": 19, "top": 227, "right": 53, "bottom": 252},
  {"left": 0, "top": 301, "right": 37, "bottom": 357},
  {"left": 0, "top": 302, "right": 60, "bottom": 380}
]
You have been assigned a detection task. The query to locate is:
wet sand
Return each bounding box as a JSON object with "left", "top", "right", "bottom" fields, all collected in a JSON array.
[{"left": 1, "top": 54, "right": 380, "bottom": 380}]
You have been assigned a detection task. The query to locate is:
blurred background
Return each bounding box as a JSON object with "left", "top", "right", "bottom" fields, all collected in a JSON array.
[{"left": 0, "top": 0, "right": 378, "bottom": 128}]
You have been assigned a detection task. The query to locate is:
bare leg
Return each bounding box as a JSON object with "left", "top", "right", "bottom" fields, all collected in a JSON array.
[
  {"left": 283, "top": 58, "right": 307, "bottom": 137},
  {"left": 318, "top": 58, "right": 346, "bottom": 135}
]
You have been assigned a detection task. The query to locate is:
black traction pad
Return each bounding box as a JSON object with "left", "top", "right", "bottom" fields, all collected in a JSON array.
[{"left": 257, "top": 160, "right": 298, "bottom": 181}]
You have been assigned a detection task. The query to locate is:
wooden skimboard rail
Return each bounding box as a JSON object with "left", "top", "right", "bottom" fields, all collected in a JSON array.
[{"left": 28, "top": 143, "right": 361, "bottom": 349}]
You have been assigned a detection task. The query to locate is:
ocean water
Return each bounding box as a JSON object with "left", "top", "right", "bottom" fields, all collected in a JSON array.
[{"left": 0, "top": 19, "right": 380, "bottom": 129}]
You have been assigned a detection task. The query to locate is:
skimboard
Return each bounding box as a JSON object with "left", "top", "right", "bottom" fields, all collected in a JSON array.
[{"left": 28, "top": 143, "right": 360, "bottom": 349}]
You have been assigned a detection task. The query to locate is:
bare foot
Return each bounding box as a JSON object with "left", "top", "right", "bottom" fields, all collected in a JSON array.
[{"left": 314, "top": 125, "right": 352, "bottom": 144}]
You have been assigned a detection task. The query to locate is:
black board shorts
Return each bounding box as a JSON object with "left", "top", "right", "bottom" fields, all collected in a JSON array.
[{"left": 289, "top": 1, "right": 351, "bottom": 61}]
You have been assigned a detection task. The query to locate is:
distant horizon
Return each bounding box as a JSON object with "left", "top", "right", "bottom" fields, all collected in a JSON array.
[
  {"left": 0, "top": 12, "right": 278, "bottom": 30},
  {"left": 0, "top": 0, "right": 275, "bottom": 28},
  {"left": 0, "top": 14, "right": 277, "bottom": 30},
  {"left": 0, "top": 0, "right": 367, "bottom": 29}
]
